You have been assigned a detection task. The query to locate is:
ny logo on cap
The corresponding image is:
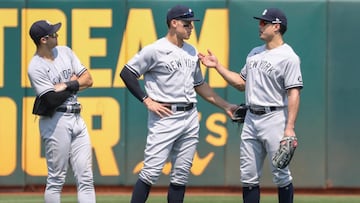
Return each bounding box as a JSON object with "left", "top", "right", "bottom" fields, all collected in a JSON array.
[
  {"left": 273, "top": 18, "right": 282, "bottom": 24},
  {"left": 262, "top": 9, "right": 268, "bottom": 16}
]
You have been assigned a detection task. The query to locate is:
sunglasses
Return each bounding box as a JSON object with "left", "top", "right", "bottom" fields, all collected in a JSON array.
[
  {"left": 259, "top": 20, "right": 272, "bottom": 27},
  {"left": 181, "top": 21, "right": 192, "bottom": 28},
  {"left": 44, "top": 33, "right": 58, "bottom": 38}
]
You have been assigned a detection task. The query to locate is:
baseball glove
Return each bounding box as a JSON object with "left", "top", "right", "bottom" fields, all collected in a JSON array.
[
  {"left": 232, "top": 104, "right": 247, "bottom": 123},
  {"left": 272, "top": 136, "right": 298, "bottom": 169}
]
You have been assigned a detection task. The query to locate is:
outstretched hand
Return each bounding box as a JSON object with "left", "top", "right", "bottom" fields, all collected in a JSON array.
[{"left": 198, "top": 49, "right": 219, "bottom": 68}]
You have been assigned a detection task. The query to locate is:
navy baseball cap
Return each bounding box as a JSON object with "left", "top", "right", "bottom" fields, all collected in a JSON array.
[
  {"left": 167, "top": 5, "right": 200, "bottom": 21},
  {"left": 253, "top": 8, "right": 287, "bottom": 26},
  {"left": 29, "top": 20, "right": 61, "bottom": 41}
]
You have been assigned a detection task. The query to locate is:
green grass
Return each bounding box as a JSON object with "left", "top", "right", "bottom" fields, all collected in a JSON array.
[{"left": 0, "top": 194, "right": 360, "bottom": 203}]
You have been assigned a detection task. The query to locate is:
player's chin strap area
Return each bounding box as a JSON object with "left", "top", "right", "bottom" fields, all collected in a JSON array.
[{"left": 56, "top": 104, "right": 82, "bottom": 114}]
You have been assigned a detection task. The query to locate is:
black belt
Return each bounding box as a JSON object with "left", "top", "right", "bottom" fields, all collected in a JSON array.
[
  {"left": 56, "top": 106, "right": 81, "bottom": 114},
  {"left": 166, "top": 103, "right": 194, "bottom": 112},
  {"left": 249, "top": 106, "right": 280, "bottom": 115}
]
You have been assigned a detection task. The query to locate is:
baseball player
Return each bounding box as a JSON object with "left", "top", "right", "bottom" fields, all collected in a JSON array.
[
  {"left": 199, "top": 8, "right": 303, "bottom": 203},
  {"left": 27, "top": 20, "right": 96, "bottom": 203},
  {"left": 120, "top": 5, "right": 237, "bottom": 203}
]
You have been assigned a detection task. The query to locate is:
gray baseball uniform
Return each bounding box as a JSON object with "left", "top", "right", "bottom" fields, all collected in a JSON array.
[
  {"left": 28, "top": 46, "right": 95, "bottom": 203},
  {"left": 239, "top": 43, "right": 303, "bottom": 187},
  {"left": 125, "top": 37, "right": 204, "bottom": 185}
]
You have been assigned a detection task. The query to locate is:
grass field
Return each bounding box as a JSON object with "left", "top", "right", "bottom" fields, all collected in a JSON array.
[{"left": 1, "top": 194, "right": 360, "bottom": 203}]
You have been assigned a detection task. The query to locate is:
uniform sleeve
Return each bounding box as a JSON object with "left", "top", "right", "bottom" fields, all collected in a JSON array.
[
  {"left": 28, "top": 62, "right": 55, "bottom": 96},
  {"left": 125, "top": 45, "right": 155, "bottom": 77},
  {"left": 67, "top": 47, "right": 87, "bottom": 76},
  {"left": 284, "top": 56, "right": 303, "bottom": 89},
  {"left": 193, "top": 60, "right": 205, "bottom": 87},
  {"left": 240, "top": 64, "right": 247, "bottom": 81},
  {"left": 120, "top": 67, "right": 147, "bottom": 102}
]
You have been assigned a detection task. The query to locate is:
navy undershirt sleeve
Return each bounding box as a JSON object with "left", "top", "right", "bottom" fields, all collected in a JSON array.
[
  {"left": 120, "top": 67, "right": 147, "bottom": 102},
  {"left": 42, "top": 90, "right": 73, "bottom": 108}
]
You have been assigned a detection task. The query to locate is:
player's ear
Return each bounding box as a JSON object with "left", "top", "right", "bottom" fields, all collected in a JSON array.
[
  {"left": 40, "top": 37, "right": 47, "bottom": 44},
  {"left": 275, "top": 24, "right": 281, "bottom": 31},
  {"left": 274, "top": 24, "right": 281, "bottom": 33},
  {"left": 170, "top": 19, "right": 178, "bottom": 28}
]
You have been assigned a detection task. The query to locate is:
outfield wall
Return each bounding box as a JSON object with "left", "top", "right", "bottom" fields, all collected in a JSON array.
[{"left": 0, "top": 0, "right": 359, "bottom": 188}]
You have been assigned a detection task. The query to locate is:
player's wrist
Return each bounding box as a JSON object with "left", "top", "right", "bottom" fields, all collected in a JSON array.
[
  {"left": 54, "top": 83, "right": 67, "bottom": 92},
  {"left": 142, "top": 97, "right": 153, "bottom": 108},
  {"left": 285, "top": 123, "right": 295, "bottom": 130},
  {"left": 142, "top": 96, "right": 152, "bottom": 106},
  {"left": 141, "top": 95, "right": 149, "bottom": 102},
  {"left": 215, "top": 63, "right": 222, "bottom": 70},
  {"left": 65, "top": 80, "right": 80, "bottom": 92}
]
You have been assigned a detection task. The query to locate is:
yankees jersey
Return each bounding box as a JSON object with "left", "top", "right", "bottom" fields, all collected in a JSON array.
[
  {"left": 28, "top": 46, "right": 86, "bottom": 106},
  {"left": 125, "top": 37, "right": 204, "bottom": 103},
  {"left": 240, "top": 43, "right": 303, "bottom": 107}
]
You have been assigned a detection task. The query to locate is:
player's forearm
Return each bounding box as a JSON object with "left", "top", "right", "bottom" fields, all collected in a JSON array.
[
  {"left": 120, "top": 67, "right": 147, "bottom": 102},
  {"left": 215, "top": 64, "right": 245, "bottom": 91},
  {"left": 58, "top": 71, "right": 92, "bottom": 93},
  {"left": 212, "top": 95, "right": 232, "bottom": 111},
  {"left": 42, "top": 90, "right": 73, "bottom": 108},
  {"left": 76, "top": 70, "right": 93, "bottom": 91},
  {"left": 204, "top": 93, "right": 230, "bottom": 110},
  {"left": 195, "top": 82, "right": 231, "bottom": 110},
  {"left": 286, "top": 88, "right": 301, "bottom": 131}
]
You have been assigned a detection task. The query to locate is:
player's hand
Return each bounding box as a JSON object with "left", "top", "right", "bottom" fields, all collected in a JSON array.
[
  {"left": 143, "top": 97, "right": 172, "bottom": 118},
  {"left": 53, "top": 74, "right": 79, "bottom": 92},
  {"left": 198, "top": 49, "right": 219, "bottom": 68},
  {"left": 70, "top": 74, "right": 78, "bottom": 81},
  {"left": 226, "top": 104, "right": 240, "bottom": 118},
  {"left": 283, "top": 128, "right": 298, "bottom": 147},
  {"left": 54, "top": 83, "right": 67, "bottom": 92}
]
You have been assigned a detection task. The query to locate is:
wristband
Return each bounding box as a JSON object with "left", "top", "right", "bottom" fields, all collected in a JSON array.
[
  {"left": 141, "top": 95, "right": 148, "bottom": 102},
  {"left": 65, "top": 80, "right": 80, "bottom": 92}
]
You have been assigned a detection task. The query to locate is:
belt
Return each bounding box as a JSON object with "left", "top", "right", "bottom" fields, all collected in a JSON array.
[
  {"left": 56, "top": 105, "right": 81, "bottom": 114},
  {"left": 166, "top": 103, "right": 194, "bottom": 112},
  {"left": 249, "top": 106, "right": 280, "bottom": 115}
]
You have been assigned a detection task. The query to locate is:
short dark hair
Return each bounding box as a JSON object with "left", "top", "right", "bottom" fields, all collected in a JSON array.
[{"left": 279, "top": 24, "right": 287, "bottom": 35}]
